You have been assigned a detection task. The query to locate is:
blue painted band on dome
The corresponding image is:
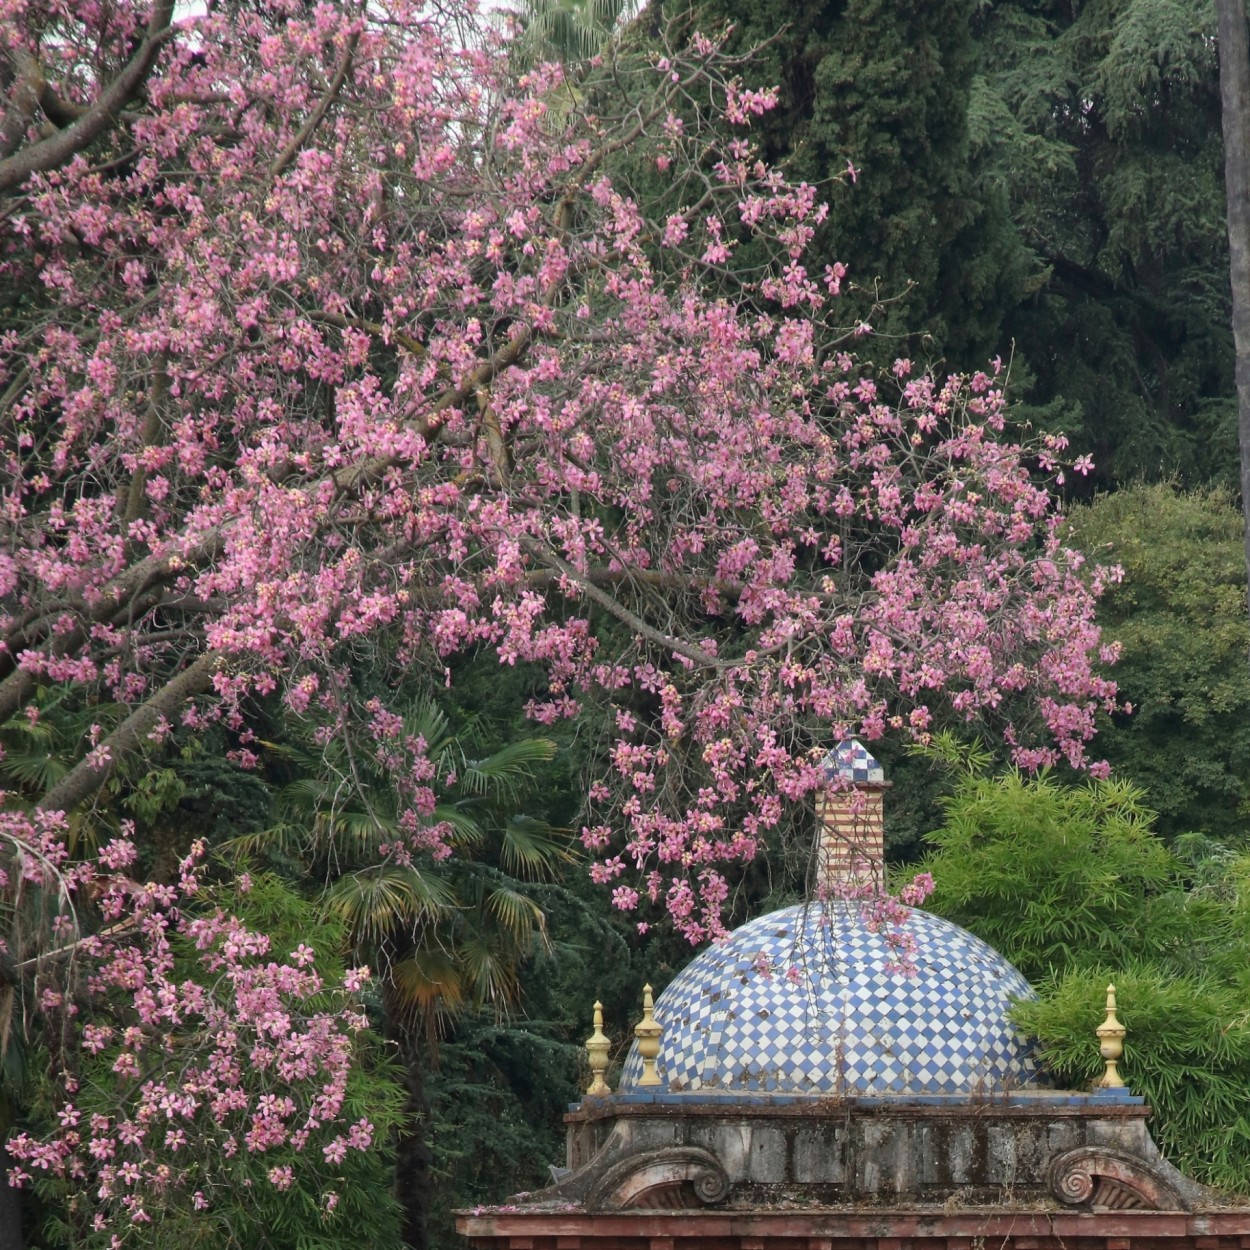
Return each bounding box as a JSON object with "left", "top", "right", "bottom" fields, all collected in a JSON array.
[
  {"left": 573, "top": 1088, "right": 1140, "bottom": 1112},
  {"left": 618, "top": 903, "right": 1045, "bottom": 1097}
]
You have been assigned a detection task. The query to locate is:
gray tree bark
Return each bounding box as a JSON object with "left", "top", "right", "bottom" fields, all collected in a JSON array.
[
  {"left": 0, "top": 0, "right": 175, "bottom": 194},
  {"left": 1217, "top": 0, "right": 1250, "bottom": 646}
]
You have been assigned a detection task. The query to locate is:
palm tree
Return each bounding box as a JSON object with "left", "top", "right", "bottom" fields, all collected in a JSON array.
[
  {"left": 230, "top": 698, "right": 573, "bottom": 1249},
  {"left": 240, "top": 700, "right": 569, "bottom": 1027},
  {"left": 505, "top": 0, "right": 638, "bottom": 70}
]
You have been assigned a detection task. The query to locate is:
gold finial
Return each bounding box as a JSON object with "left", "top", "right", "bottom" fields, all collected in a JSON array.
[
  {"left": 1095, "top": 982, "right": 1127, "bottom": 1088},
  {"left": 585, "top": 1001, "right": 611, "bottom": 1096},
  {"left": 634, "top": 984, "right": 663, "bottom": 1087}
]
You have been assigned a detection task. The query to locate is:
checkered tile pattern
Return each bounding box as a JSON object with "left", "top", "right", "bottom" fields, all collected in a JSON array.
[
  {"left": 822, "top": 739, "right": 885, "bottom": 784},
  {"left": 619, "top": 904, "right": 1043, "bottom": 1095}
]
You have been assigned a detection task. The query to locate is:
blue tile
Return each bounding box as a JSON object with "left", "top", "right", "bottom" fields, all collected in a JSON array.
[
  {"left": 822, "top": 739, "right": 885, "bottom": 784},
  {"left": 618, "top": 903, "right": 1046, "bottom": 1097}
]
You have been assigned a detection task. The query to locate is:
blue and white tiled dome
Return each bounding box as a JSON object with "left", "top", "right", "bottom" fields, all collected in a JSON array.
[{"left": 619, "top": 903, "right": 1044, "bottom": 1097}]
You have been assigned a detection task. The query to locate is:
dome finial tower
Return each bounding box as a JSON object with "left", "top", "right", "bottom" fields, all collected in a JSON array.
[
  {"left": 815, "top": 739, "right": 890, "bottom": 895},
  {"left": 585, "top": 1001, "right": 612, "bottom": 1096}
]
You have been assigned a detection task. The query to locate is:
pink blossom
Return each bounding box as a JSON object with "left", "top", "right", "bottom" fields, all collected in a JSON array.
[{"left": 0, "top": 0, "right": 1118, "bottom": 1008}]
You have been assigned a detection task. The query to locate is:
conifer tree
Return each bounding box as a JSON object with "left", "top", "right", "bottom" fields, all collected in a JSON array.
[{"left": 690, "top": 0, "right": 1234, "bottom": 487}]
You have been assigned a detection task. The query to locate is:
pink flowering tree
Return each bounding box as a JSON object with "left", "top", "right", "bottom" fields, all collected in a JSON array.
[
  {"left": 0, "top": 0, "right": 1117, "bottom": 937},
  {"left": 0, "top": 808, "right": 404, "bottom": 1245}
]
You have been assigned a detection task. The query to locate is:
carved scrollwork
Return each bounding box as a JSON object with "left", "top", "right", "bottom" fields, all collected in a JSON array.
[
  {"left": 584, "top": 1145, "right": 732, "bottom": 1212},
  {"left": 1048, "top": 1146, "right": 1191, "bottom": 1212},
  {"left": 1051, "top": 1155, "right": 1096, "bottom": 1205},
  {"left": 691, "top": 1162, "right": 731, "bottom": 1205}
]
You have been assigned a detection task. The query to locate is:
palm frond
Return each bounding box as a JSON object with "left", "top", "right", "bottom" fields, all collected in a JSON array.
[
  {"left": 512, "top": 0, "right": 635, "bottom": 62},
  {"left": 390, "top": 947, "right": 467, "bottom": 1022},
  {"left": 428, "top": 803, "right": 486, "bottom": 848},
  {"left": 0, "top": 749, "right": 68, "bottom": 791},
  {"left": 401, "top": 698, "right": 456, "bottom": 767},
  {"left": 275, "top": 776, "right": 339, "bottom": 817},
  {"left": 484, "top": 885, "right": 549, "bottom": 951},
  {"left": 276, "top": 774, "right": 397, "bottom": 855},
  {"left": 457, "top": 932, "right": 522, "bottom": 1010},
  {"left": 223, "top": 821, "right": 309, "bottom": 860},
  {"left": 319, "top": 806, "right": 397, "bottom": 849},
  {"left": 458, "top": 738, "right": 557, "bottom": 798},
  {"left": 499, "top": 815, "right": 577, "bottom": 880},
  {"left": 323, "top": 866, "right": 455, "bottom": 947},
  {"left": 0, "top": 717, "right": 56, "bottom": 746}
]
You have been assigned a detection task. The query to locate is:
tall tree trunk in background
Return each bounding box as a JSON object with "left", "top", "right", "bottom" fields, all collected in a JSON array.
[
  {"left": 1217, "top": 0, "right": 1250, "bottom": 648},
  {"left": 383, "top": 977, "right": 433, "bottom": 1250},
  {"left": 394, "top": 1032, "right": 433, "bottom": 1250},
  {"left": 0, "top": 1145, "right": 22, "bottom": 1250}
]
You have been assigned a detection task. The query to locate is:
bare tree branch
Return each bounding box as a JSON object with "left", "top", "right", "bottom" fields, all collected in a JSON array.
[
  {"left": 0, "top": 51, "right": 43, "bottom": 161},
  {"left": 521, "top": 542, "right": 724, "bottom": 670},
  {"left": 0, "top": 0, "right": 177, "bottom": 194},
  {"left": 36, "top": 651, "right": 219, "bottom": 814},
  {"left": 268, "top": 30, "right": 360, "bottom": 179}
]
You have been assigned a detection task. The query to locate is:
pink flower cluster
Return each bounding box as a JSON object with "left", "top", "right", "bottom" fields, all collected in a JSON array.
[
  {"left": 0, "top": 0, "right": 1119, "bottom": 949},
  {"left": 0, "top": 808, "right": 377, "bottom": 1237}
]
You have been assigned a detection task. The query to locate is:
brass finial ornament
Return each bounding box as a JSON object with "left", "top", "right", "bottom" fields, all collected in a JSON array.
[
  {"left": 634, "top": 984, "right": 663, "bottom": 1087},
  {"left": 585, "top": 1001, "right": 611, "bottom": 1096},
  {"left": 1095, "top": 982, "right": 1127, "bottom": 1088}
]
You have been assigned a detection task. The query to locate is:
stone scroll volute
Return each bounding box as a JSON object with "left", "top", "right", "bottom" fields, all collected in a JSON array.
[
  {"left": 1048, "top": 1146, "right": 1192, "bottom": 1212},
  {"left": 583, "top": 1146, "right": 732, "bottom": 1212}
]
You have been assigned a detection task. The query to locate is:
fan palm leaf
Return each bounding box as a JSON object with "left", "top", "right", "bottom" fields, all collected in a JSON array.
[
  {"left": 457, "top": 739, "right": 557, "bottom": 799},
  {"left": 498, "top": 815, "right": 577, "bottom": 880},
  {"left": 244, "top": 699, "right": 565, "bottom": 1042},
  {"left": 483, "top": 885, "right": 549, "bottom": 950},
  {"left": 324, "top": 865, "right": 455, "bottom": 948},
  {"left": 389, "top": 947, "right": 468, "bottom": 1042},
  {"left": 455, "top": 931, "right": 523, "bottom": 1011}
]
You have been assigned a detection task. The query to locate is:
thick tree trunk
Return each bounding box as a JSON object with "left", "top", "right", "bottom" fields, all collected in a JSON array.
[
  {"left": 1217, "top": 0, "right": 1250, "bottom": 649},
  {"left": 0, "top": 1145, "right": 24, "bottom": 1250},
  {"left": 0, "top": 0, "right": 176, "bottom": 194},
  {"left": 394, "top": 1035, "right": 434, "bottom": 1250},
  {"left": 35, "top": 651, "right": 218, "bottom": 814},
  {"left": 382, "top": 979, "right": 433, "bottom": 1250}
]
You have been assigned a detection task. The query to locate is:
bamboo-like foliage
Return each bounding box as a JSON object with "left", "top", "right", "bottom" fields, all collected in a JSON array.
[{"left": 918, "top": 760, "right": 1250, "bottom": 1191}]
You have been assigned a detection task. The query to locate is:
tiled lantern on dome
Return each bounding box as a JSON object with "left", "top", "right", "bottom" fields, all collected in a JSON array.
[
  {"left": 458, "top": 746, "right": 1220, "bottom": 1250},
  {"left": 816, "top": 738, "right": 888, "bottom": 889}
]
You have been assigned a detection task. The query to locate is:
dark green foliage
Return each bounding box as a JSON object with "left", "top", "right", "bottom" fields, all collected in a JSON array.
[
  {"left": 1066, "top": 483, "right": 1250, "bottom": 842},
  {"left": 920, "top": 769, "right": 1250, "bottom": 1189},
  {"left": 415, "top": 834, "right": 682, "bottom": 1248},
  {"left": 807, "top": 0, "right": 1034, "bottom": 359},
  {"left": 687, "top": 0, "right": 1234, "bottom": 486},
  {"left": 424, "top": 1020, "right": 574, "bottom": 1246},
  {"left": 684, "top": 0, "right": 1031, "bottom": 361},
  {"left": 974, "top": 0, "right": 1234, "bottom": 487}
]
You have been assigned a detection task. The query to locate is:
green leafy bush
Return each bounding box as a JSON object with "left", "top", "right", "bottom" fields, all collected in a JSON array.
[
  {"left": 919, "top": 768, "right": 1250, "bottom": 1190},
  {"left": 1066, "top": 483, "right": 1250, "bottom": 842}
]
